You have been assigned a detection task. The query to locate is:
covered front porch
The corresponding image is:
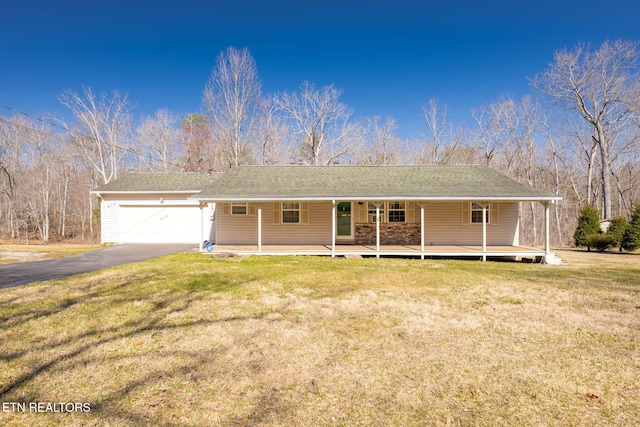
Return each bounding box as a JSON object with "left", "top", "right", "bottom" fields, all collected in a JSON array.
[
  {"left": 209, "top": 243, "right": 547, "bottom": 260},
  {"left": 200, "top": 199, "right": 560, "bottom": 263}
]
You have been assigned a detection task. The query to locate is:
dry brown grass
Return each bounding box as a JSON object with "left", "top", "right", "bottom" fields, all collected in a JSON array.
[
  {"left": 0, "top": 251, "right": 638, "bottom": 426},
  {"left": 0, "top": 243, "right": 100, "bottom": 264}
]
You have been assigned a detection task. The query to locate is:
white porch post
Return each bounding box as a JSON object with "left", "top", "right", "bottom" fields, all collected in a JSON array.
[
  {"left": 420, "top": 203, "right": 425, "bottom": 260},
  {"left": 331, "top": 200, "right": 336, "bottom": 258},
  {"left": 199, "top": 202, "right": 204, "bottom": 252},
  {"left": 544, "top": 201, "right": 551, "bottom": 259},
  {"left": 257, "top": 203, "right": 262, "bottom": 252},
  {"left": 376, "top": 203, "right": 381, "bottom": 258},
  {"left": 481, "top": 202, "right": 488, "bottom": 262}
]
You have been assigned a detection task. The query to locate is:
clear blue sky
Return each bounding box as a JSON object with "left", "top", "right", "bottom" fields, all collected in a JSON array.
[{"left": 2, "top": 0, "right": 640, "bottom": 136}]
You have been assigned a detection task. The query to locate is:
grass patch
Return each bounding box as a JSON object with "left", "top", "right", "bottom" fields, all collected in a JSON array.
[
  {"left": 0, "top": 250, "right": 639, "bottom": 426},
  {"left": 0, "top": 244, "right": 100, "bottom": 264}
]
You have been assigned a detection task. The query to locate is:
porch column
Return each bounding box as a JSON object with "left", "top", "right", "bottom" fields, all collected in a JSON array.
[
  {"left": 257, "top": 203, "right": 262, "bottom": 252},
  {"left": 199, "top": 202, "right": 204, "bottom": 252},
  {"left": 544, "top": 201, "right": 551, "bottom": 259},
  {"left": 480, "top": 202, "right": 489, "bottom": 262},
  {"left": 375, "top": 203, "right": 382, "bottom": 258},
  {"left": 419, "top": 202, "right": 426, "bottom": 260},
  {"left": 331, "top": 200, "right": 336, "bottom": 258}
]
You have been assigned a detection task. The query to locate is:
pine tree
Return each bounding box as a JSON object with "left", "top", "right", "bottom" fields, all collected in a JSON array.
[
  {"left": 606, "top": 216, "right": 629, "bottom": 252},
  {"left": 573, "top": 205, "right": 601, "bottom": 250},
  {"left": 621, "top": 203, "right": 640, "bottom": 252}
]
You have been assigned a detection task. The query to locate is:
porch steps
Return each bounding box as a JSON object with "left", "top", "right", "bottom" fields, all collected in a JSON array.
[{"left": 544, "top": 253, "right": 567, "bottom": 265}]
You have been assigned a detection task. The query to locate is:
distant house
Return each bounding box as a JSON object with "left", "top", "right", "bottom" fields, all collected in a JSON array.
[
  {"left": 191, "top": 165, "right": 562, "bottom": 262},
  {"left": 91, "top": 172, "right": 220, "bottom": 244}
]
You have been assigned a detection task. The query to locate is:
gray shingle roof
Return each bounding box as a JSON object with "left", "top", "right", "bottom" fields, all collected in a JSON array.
[
  {"left": 91, "top": 172, "right": 223, "bottom": 193},
  {"left": 193, "top": 165, "right": 560, "bottom": 201}
]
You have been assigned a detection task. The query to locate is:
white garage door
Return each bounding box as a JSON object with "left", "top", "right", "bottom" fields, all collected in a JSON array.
[{"left": 119, "top": 205, "right": 204, "bottom": 243}]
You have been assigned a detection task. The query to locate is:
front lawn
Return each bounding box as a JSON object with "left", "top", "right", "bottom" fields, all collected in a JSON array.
[{"left": 0, "top": 250, "right": 638, "bottom": 426}]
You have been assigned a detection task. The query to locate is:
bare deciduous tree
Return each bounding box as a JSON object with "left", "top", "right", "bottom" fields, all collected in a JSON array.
[
  {"left": 532, "top": 39, "right": 640, "bottom": 220},
  {"left": 180, "top": 113, "right": 221, "bottom": 172},
  {"left": 0, "top": 116, "right": 29, "bottom": 238},
  {"left": 253, "top": 96, "right": 293, "bottom": 165},
  {"left": 24, "top": 121, "right": 58, "bottom": 242},
  {"left": 276, "top": 81, "right": 355, "bottom": 165},
  {"left": 355, "top": 116, "right": 403, "bottom": 165},
  {"left": 203, "top": 47, "right": 261, "bottom": 167},
  {"left": 136, "top": 109, "right": 182, "bottom": 171},
  {"left": 470, "top": 104, "right": 503, "bottom": 167},
  {"left": 59, "top": 87, "right": 134, "bottom": 184},
  {"left": 419, "top": 99, "right": 464, "bottom": 165}
]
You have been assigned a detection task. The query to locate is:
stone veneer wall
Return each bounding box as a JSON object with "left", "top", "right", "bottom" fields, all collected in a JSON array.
[{"left": 354, "top": 223, "right": 421, "bottom": 245}]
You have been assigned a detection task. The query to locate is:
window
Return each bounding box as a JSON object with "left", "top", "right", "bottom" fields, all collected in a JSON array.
[
  {"left": 231, "top": 203, "right": 247, "bottom": 215},
  {"left": 367, "top": 202, "right": 407, "bottom": 223},
  {"left": 388, "top": 202, "right": 406, "bottom": 223},
  {"left": 367, "top": 202, "right": 385, "bottom": 223},
  {"left": 282, "top": 202, "right": 300, "bottom": 224},
  {"left": 471, "top": 203, "right": 490, "bottom": 224}
]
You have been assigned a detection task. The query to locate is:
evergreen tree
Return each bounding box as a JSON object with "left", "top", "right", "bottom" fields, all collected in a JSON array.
[
  {"left": 573, "top": 205, "right": 601, "bottom": 250},
  {"left": 606, "top": 216, "right": 629, "bottom": 252},
  {"left": 621, "top": 203, "right": 640, "bottom": 252}
]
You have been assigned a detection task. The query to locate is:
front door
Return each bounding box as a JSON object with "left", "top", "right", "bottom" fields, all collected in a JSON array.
[{"left": 336, "top": 202, "right": 352, "bottom": 239}]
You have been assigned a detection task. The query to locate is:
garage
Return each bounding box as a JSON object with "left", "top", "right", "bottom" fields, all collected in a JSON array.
[
  {"left": 119, "top": 204, "right": 213, "bottom": 244},
  {"left": 91, "top": 172, "right": 221, "bottom": 245}
]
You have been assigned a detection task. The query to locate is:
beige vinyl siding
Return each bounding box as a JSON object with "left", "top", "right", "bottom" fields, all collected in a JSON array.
[
  {"left": 216, "top": 204, "right": 258, "bottom": 244},
  {"left": 422, "top": 201, "right": 518, "bottom": 246},
  {"left": 216, "top": 201, "right": 333, "bottom": 245},
  {"left": 216, "top": 200, "right": 519, "bottom": 246},
  {"left": 101, "top": 200, "right": 120, "bottom": 244}
]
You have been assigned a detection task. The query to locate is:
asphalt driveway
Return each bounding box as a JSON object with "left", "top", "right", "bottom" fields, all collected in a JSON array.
[{"left": 0, "top": 244, "right": 196, "bottom": 289}]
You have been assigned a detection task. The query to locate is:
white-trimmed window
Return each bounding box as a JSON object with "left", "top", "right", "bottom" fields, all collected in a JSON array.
[
  {"left": 388, "top": 202, "right": 406, "bottom": 223},
  {"left": 231, "top": 203, "right": 248, "bottom": 215},
  {"left": 367, "top": 202, "right": 407, "bottom": 223},
  {"left": 282, "top": 202, "right": 300, "bottom": 224},
  {"left": 471, "top": 202, "right": 490, "bottom": 224},
  {"left": 367, "top": 202, "right": 386, "bottom": 223}
]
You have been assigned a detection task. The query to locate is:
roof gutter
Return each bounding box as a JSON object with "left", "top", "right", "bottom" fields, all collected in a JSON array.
[
  {"left": 90, "top": 190, "right": 203, "bottom": 195},
  {"left": 190, "top": 196, "right": 562, "bottom": 202}
]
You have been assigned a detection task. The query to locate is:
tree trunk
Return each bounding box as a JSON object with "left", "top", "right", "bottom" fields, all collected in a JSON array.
[{"left": 596, "top": 125, "right": 612, "bottom": 220}]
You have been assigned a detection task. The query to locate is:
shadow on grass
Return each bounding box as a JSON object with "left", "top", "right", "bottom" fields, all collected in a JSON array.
[{"left": 0, "top": 261, "right": 283, "bottom": 422}]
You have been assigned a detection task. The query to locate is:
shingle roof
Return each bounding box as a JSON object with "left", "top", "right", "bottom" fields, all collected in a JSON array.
[
  {"left": 193, "top": 165, "right": 560, "bottom": 201},
  {"left": 91, "top": 172, "right": 223, "bottom": 193}
]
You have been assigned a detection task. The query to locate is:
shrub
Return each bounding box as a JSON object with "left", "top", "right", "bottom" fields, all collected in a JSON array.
[
  {"left": 574, "top": 205, "right": 601, "bottom": 250},
  {"left": 622, "top": 202, "right": 640, "bottom": 252},
  {"left": 606, "top": 216, "right": 629, "bottom": 252},
  {"left": 585, "top": 234, "right": 616, "bottom": 252}
]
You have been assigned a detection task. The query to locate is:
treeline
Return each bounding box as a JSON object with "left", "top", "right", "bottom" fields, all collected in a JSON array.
[{"left": 1, "top": 41, "right": 639, "bottom": 246}]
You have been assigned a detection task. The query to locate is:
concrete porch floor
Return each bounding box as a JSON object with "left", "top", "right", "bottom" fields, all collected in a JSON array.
[{"left": 208, "top": 244, "right": 546, "bottom": 259}]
